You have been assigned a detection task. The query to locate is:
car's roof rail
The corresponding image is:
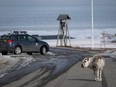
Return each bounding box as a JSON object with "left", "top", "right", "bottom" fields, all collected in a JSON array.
[{"left": 13, "top": 31, "right": 27, "bottom": 34}]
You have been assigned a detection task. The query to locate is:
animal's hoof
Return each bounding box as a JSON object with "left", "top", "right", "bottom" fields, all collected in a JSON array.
[
  {"left": 94, "top": 78, "right": 97, "bottom": 81},
  {"left": 98, "top": 79, "right": 102, "bottom": 81},
  {"left": 81, "top": 64, "right": 83, "bottom": 68},
  {"left": 94, "top": 78, "right": 102, "bottom": 81}
]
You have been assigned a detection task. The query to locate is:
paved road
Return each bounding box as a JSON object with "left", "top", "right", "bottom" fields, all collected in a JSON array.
[
  {"left": 0, "top": 47, "right": 92, "bottom": 87},
  {"left": 0, "top": 47, "right": 115, "bottom": 87},
  {"left": 44, "top": 58, "right": 116, "bottom": 87}
]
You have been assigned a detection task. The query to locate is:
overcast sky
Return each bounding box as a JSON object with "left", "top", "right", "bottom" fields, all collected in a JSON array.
[
  {"left": 0, "top": 0, "right": 115, "bottom": 7},
  {"left": 0, "top": 0, "right": 116, "bottom": 29}
]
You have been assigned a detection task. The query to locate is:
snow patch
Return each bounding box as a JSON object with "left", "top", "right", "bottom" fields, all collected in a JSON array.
[
  {"left": 46, "top": 52, "right": 56, "bottom": 56},
  {"left": 0, "top": 54, "right": 35, "bottom": 78}
]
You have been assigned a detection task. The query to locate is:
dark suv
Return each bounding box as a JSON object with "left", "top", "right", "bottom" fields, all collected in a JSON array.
[{"left": 0, "top": 32, "right": 49, "bottom": 55}]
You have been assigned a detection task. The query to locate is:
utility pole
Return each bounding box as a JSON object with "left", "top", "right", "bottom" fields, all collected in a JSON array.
[{"left": 91, "top": 0, "right": 94, "bottom": 49}]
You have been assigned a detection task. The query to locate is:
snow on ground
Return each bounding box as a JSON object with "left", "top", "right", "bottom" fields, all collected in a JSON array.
[
  {"left": 0, "top": 51, "right": 57, "bottom": 77},
  {"left": 44, "top": 39, "right": 116, "bottom": 49},
  {"left": 103, "top": 50, "right": 116, "bottom": 58},
  {"left": 0, "top": 53, "right": 19, "bottom": 71},
  {"left": 34, "top": 28, "right": 116, "bottom": 48},
  {"left": 0, "top": 53, "right": 19, "bottom": 77},
  {"left": 9, "top": 54, "right": 35, "bottom": 68},
  {"left": 46, "top": 51, "right": 56, "bottom": 56},
  {"left": 0, "top": 53, "right": 34, "bottom": 78}
]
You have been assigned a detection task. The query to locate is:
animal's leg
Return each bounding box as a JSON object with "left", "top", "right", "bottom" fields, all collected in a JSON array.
[
  {"left": 93, "top": 70, "right": 97, "bottom": 81},
  {"left": 96, "top": 69, "right": 100, "bottom": 81},
  {"left": 96, "top": 69, "right": 102, "bottom": 81},
  {"left": 99, "top": 70, "right": 102, "bottom": 81}
]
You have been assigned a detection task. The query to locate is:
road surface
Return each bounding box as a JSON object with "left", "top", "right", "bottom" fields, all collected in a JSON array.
[{"left": 0, "top": 47, "right": 115, "bottom": 87}]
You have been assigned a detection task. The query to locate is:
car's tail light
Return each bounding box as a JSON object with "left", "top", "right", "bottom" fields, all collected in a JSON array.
[{"left": 6, "top": 40, "right": 13, "bottom": 43}]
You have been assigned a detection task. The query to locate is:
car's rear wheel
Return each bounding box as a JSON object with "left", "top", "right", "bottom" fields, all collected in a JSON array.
[
  {"left": 1, "top": 51, "right": 8, "bottom": 55},
  {"left": 40, "top": 46, "right": 47, "bottom": 55},
  {"left": 14, "top": 46, "right": 22, "bottom": 55}
]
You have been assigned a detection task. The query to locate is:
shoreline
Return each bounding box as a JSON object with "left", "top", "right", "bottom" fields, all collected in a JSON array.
[
  {"left": 0, "top": 29, "right": 116, "bottom": 49},
  {"left": 40, "top": 35, "right": 75, "bottom": 40},
  {"left": 41, "top": 37, "right": 116, "bottom": 49}
]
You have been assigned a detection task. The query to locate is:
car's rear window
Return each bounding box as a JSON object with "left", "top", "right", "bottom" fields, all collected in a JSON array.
[
  {"left": 0, "top": 35, "right": 19, "bottom": 40},
  {"left": 0, "top": 36, "right": 11, "bottom": 39}
]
